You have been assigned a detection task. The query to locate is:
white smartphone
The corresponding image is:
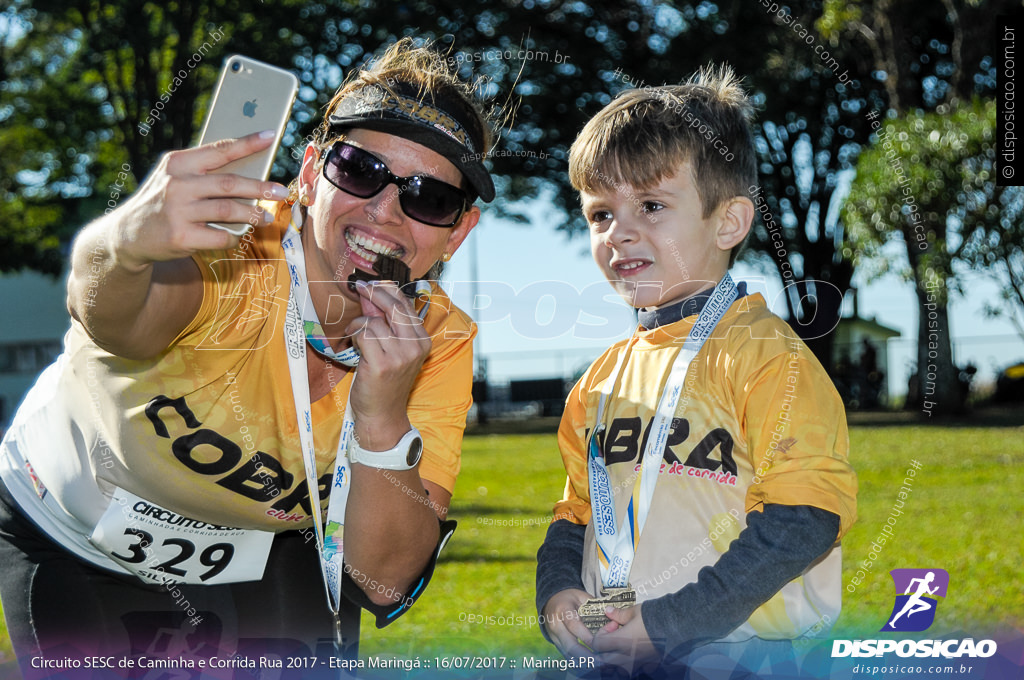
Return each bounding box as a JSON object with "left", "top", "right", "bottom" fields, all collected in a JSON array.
[{"left": 197, "top": 55, "right": 299, "bottom": 235}]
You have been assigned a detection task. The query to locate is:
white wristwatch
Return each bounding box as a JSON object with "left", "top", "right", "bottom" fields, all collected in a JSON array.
[{"left": 348, "top": 427, "right": 423, "bottom": 470}]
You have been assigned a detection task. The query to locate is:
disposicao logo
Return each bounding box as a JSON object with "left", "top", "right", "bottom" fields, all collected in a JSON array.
[
  {"left": 881, "top": 568, "right": 949, "bottom": 632},
  {"left": 832, "top": 568, "right": 997, "bottom": 659}
]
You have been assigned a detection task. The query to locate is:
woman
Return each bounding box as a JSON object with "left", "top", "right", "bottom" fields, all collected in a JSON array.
[{"left": 0, "top": 38, "right": 493, "bottom": 671}]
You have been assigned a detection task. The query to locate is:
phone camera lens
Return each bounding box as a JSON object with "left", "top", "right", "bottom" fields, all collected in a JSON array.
[{"left": 231, "top": 62, "right": 241, "bottom": 72}]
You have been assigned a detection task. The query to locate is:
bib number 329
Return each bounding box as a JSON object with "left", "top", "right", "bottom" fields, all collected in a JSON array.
[{"left": 90, "top": 489, "right": 274, "bottom": 585}]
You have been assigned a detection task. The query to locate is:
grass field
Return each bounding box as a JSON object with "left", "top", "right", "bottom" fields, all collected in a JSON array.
[{"left": 2, "top": 418, "right": 1022, "bottom": 668}]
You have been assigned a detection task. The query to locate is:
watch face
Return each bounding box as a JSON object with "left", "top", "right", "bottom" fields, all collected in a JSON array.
[{"left": 406, "top": 436, "right": 423, "bottom": 466}]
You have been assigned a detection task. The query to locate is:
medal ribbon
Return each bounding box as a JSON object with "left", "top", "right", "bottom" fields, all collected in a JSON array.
[
  {"left": 278, "top": 204, "right": 432, "bottom": 622},
  {"left": 280, "top": 208, "right": 354, "bottom": 618},
  {"left": 586, "top": 274, "right": 739, "bottom": 588}
]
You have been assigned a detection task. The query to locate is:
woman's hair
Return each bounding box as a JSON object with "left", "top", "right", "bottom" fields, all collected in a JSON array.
[{"left": 315, "top": 37, "right": 494, "bottom": 156}]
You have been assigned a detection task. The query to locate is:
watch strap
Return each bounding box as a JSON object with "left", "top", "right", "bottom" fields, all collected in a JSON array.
[{"left": 349, "top": 427, "right": 423, "bottom": 470}]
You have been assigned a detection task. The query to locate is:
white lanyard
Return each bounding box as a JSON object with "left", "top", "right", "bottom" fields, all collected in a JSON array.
[
  {"left": 280, "top": 205, "right": 433, "bottom": 639},
  {"left": 280, "top": 211, "right": 355, "bottom": 621},
  {"left": 587, "top": 274, "right": 739, "bottom": 588}
]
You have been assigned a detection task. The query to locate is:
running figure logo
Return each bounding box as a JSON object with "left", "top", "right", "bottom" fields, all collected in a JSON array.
[{"left": 881, "top": 568, "right": 950, "bottom": 632}]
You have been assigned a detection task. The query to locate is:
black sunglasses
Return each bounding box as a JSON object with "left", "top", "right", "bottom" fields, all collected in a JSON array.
[{"left": 320, "top": 142, "right": 469, "bottom": 227}]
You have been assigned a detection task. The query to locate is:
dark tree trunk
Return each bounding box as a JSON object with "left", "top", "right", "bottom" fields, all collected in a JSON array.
[
  {"left": 906, "top": 240, "right": 962, "bottom": 416},
  {"left": 789, "top": 277, "right": 845, "bottom": 372}
]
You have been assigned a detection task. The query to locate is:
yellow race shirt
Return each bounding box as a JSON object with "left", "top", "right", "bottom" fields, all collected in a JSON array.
[
  {"left": 2, "top": 203, "right": 474, "bottom": 551},
  {"left": 555, "top": 293, "right": 856, "bottom": 641}
]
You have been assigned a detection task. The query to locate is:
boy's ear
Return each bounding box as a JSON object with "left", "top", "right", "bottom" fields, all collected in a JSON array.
[{"left": 716, "top": 196, "right": 754, "bottom": 251}]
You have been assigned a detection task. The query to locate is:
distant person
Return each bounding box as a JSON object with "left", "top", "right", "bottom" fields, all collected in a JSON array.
[
  {"left": 534, "top": 67, "right": 858, "bottom": 677},
  {"left": 859, "top": 338, "right": 878, "bottom": 374},
  {"left": 858, "top": 338, "right": 883, "bottom": 408},
  {"left": 906, "top": 366, "right": 921, "bottom": 409},
  {"left": 958, "top": 363, "right": 978, "bottom": 407},
  {"left": 0, "top": 39, "right": 492, "bottom": 673}
]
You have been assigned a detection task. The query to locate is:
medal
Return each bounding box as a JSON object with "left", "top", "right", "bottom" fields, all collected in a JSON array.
[
  {"left": 347, "top": 253, "right": 420, "bottom": 298},
  {"left": 577, "top": 587, "right": 637, "bottom": 633},
  {"left": 285, "top": 208, "right": 432, "bottom": 369}
]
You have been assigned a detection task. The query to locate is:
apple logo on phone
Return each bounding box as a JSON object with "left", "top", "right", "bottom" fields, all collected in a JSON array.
[{"left": 243, "top": 99, "right": 258, "bottom": 118}]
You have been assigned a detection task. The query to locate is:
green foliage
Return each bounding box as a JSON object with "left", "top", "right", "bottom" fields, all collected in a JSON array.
[
  {"left": 787, "top": 0, "right": 1010, "bottom": 393},
  {"left": 817, "top": 0, "right": 862, "bottom": 40},
  {"left": 842, "top": 98, "right": 1021, "bottom": 313},
  {"left": 2, "top": 0, "right": 1011, "bottom": 361},
  {"left": 0, "top": 5, "right": 113, "bottom": 274},
  {"left": 4, "top": 0, "right": 766, "bottom": 275},
  {"left": 0, "top": 0, "right": 887, "bottom": 298}
]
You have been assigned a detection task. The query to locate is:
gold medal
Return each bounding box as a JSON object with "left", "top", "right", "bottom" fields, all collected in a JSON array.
[{"left": 577, "top": 587, "right": 637, "bottom": 633}]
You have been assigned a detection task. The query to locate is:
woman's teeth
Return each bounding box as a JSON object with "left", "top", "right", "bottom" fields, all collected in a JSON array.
[{"left": 345, "top": 230, "right": 401, "bottom": 262}]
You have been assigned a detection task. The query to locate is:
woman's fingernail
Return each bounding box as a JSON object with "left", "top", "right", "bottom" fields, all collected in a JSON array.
[
  {"left": 258, "top": 130, "right": 275, "bottom": 140},
  {"left": 268, "top": 184, "right": 289, "bottom": 199}
]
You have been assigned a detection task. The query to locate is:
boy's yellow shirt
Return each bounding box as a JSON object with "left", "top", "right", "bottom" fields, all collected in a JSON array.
[{"left": 554, "top": 292, "right": 856, "bottom": 640}]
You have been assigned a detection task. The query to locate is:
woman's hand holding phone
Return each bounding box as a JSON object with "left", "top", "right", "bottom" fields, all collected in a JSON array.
[
  {"left": 68, "top": 132, "right": 288, "bottom": 360},
  {"left": 113, "top": 132, "right": 289, "bottom": 272}
]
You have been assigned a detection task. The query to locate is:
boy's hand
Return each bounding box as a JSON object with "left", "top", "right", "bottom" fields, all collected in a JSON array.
[
  {"left": 590, "top": 604, "right": 659, "bottom": 672},
  {"left": 541, "top": 589, "right": 597, "bottom": 661}
]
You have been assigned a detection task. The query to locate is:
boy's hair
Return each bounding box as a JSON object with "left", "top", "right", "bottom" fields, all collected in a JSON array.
[{"left": 569, "top": 65, "right": 757, "bottom": 266}]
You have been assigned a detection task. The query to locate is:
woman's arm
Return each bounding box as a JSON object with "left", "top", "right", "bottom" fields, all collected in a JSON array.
[
  {"left": 341, "top": 281, "right": 452, "bottom": 606},
  {"left": 66, "top": 131, "right": 289, "bottom": 359}
]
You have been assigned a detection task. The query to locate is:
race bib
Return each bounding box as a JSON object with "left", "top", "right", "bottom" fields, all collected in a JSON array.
[{"left": 89, "top": 489, "right": 275, "bottom": 585}]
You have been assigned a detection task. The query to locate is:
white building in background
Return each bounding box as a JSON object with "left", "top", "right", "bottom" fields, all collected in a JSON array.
[{"left": 0, "top": 271, "right": 69, "bottom": 429}]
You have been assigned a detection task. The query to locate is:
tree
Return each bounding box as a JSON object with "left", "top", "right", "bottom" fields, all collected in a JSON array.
[
  {"left": 0, "top": 5, "right": 115, "bottom": 274},
  {"left": 3, "top": 1, "right": 867, "bottom": 367},
  {"left": 739, "top": 0, "right": 884, "bottom": 367},
  {"left": 956, "top": 112, "right": 1024, "bottom": 342},
  {"left": 5, "top": 0, "right": 991, "bottom": 387},
  {"left": 842, "top": 100, "right": 1017, "bottom": 412},
  {"left": 3, "top": 0, "right": 762, "bottom": 272},
  {"left": 824, "top": 0, "right": 1013, "bottom": 414},
  {"left": 967, "top": 206, "right": 1024, "bottom": 343}
]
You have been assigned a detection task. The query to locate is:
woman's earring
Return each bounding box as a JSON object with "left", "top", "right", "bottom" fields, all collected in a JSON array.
[
  {"left": 286, "top": 184, "right": 299, "bottom": 206},
  {"left": 441, "top": 252, "right": 452, "bottom": 262}
]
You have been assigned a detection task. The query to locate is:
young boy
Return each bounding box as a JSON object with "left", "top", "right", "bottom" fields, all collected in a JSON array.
[{"left": 535, "top": 67, "right": 857, "bottom": 676}]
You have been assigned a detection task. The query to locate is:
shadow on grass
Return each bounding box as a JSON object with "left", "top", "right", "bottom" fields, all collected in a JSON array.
[
  {"left": 439, "top": 549, "right": 536, "bottom": 564},
  {"left": 466, "top": 406, "right": 1024, "bottom": 435},
  {"left": 847, "top": 405, "right": 1024, "bottom": 428},
  {"left": 450, "top": 504, "right": 551, "bottom": 517}
]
